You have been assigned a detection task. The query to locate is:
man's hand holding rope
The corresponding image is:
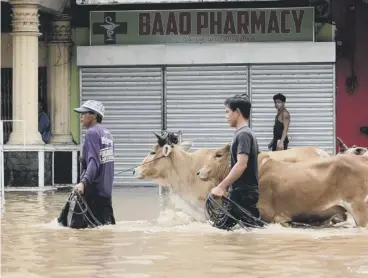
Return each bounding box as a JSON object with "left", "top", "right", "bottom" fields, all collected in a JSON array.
[{"left": 75, "top": 182, "right": 85, "bottom": 194}]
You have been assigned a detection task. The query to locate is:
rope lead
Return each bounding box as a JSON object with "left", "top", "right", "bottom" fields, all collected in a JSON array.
[{"left": 204, "top": 192, "right": 267, "bottom": 231}]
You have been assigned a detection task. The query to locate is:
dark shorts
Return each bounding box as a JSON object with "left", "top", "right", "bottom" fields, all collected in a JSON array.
[
  {"left": 57, "top": 189, "right": 115, "bottom": 229},
  {"left": 214, "top": 187, "right": 263, "bottom": 230},
  {"left": 272, "top": 138, "right": 289, "bottom": 151},
  {"left": 84, "top": 189, "right": 116, "bottom": 226}
]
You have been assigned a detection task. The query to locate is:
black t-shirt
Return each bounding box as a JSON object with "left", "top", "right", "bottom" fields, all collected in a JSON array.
[{"left": 230, "top": 126, "right": 259, "bottom": 191}]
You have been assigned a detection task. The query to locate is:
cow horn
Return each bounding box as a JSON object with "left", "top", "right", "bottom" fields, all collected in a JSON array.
[
  {"left": 153, "top": 132, "right": 162, "bottom": 140},
  {"left": 337, "top": 137, "right": 348, "bottom": 151},
  {"left": 154, "top": 131, "right": 167, "bottom": 146}
]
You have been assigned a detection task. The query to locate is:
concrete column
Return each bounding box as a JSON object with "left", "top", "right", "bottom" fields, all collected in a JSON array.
[
  {"left": 48, "top": 15, "right": 73, "bottom": 144},
  {"left": 7, "top": 0, "right": 43, "bottom": 145}
]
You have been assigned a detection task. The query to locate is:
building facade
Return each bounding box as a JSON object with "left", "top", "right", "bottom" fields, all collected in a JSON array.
[
  {"left": 1, "top": 0, "right": 79, "bottom": 189},
  {"left": 75, "top": 1, "right": 336, "bottom": 187},
  {"left": 1, "top": 0, "right": 367, "bottom": 189}
]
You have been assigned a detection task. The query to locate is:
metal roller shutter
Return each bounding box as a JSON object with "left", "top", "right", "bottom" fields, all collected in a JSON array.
[
  {"left": 250, "top": 64, "right": 335, "bottom": 154},
  {"left": 165, "top": 65, "right": 249, "bottom": 150},
  {"left": 80, "top": 67, "right": 163, "bottom": 187}
]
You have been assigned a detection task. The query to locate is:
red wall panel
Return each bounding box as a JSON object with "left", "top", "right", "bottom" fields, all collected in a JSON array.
[{"left": 335, "top": 1, "right": 368, "bottom": 148}]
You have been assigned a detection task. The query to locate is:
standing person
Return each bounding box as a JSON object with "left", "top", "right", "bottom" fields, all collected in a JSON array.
[
  {"left": 38, "top": 100, "right": 51, "bottom": 143},
  {"left": 268, "top": 93, "right": 290, "bottom": 151},
  {"left": 73, "top": 100, "right": 116, "bottom": 226},
  {"left": 210, "top": 94, "right": 263, "bottom": 229}
]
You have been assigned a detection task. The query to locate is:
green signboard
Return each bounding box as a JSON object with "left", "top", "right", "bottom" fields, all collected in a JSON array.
[{"left": 90, "top": 7, "right": 315, "bottom": 45}]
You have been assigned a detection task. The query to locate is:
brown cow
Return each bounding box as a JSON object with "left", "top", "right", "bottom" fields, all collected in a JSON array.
[
  {"left": 133, "top": 133, "right": 218, "bottom": 209},
  {"left": 197, "top": 144, "right": 368, "bottom": 227},
  {"left": 258, "top": 155, "right": 368, "bottom": 227}
]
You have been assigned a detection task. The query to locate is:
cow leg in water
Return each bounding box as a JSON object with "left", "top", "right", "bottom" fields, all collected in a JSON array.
[
  {"left": 319, "top": 205, "right": 348, "bottom": 224},
  {"left": 273, "top": 214, "right": 292, "bottom": 227},
  {"left": 290, "top": 206, "right": 348, "bottom": 228},
  {"left": 286, "top": 219, "right": 335, "bottom": 229},
  {"left": 349, "top": 201, "right": 368, "bottom": 228}
]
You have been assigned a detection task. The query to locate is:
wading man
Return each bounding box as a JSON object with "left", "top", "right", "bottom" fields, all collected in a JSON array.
[
  {"left": 210, "top": 94, "right": 263, "bottom": 229},
  {"left": 268, "top": 93, "right": 290, "bottom": 151},
  {"left": 74, "top": 100, "right": 116, "bottom": 226}
]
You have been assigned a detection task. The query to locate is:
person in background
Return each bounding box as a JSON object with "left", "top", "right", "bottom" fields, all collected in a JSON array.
[
  {"left": 74, "top": 100, "right": 116, "bottom": 226},
  {"left": 210, "top": 94, "right": 263, "bottom": 229},
  {"left": 268, "top": 93, "right": 290, "bottom": 151},
  {"left": 38, "top": 100, "right": 51, "bottom": 143}
]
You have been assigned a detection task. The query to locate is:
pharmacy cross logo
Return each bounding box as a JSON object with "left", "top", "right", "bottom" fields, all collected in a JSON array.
[{"left": 92, "top": 12, "right": 128, "bottom": 44}]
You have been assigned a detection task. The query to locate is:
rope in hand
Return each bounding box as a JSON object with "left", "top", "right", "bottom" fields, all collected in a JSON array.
[
  {"left": 205, "top": 192, "right": 268, "bottom": 231},
  {"left": 66, "top": 190, "right": 103, "bottom": 228}
]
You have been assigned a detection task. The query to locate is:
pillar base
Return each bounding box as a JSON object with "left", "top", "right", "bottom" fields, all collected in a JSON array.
[
  {"left": 7, "top": 131, "right": 44, "bottom": 145},
  {"left": 50, "top": 133, "right": 73, "bottom": 144}
]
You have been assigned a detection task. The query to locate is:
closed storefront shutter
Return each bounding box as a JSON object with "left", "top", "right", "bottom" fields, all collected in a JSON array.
[
  {"left": 250, "top": 64, "right": 335, "bottom": 154},
  {"left": 80, "top": 67, "right": 163, "bottom": 187},
  {"left": 165, "top": 65, "right": 249, "bottom": 150}
]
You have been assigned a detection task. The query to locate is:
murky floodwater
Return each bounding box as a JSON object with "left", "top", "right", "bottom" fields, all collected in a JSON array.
[{"left": 1, "top": 187, "right": 368, "bottom": 278}]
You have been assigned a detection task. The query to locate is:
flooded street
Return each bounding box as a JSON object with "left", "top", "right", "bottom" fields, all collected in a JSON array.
[{"left": 1, "top": 187, "right": 368, "bottom": 278}]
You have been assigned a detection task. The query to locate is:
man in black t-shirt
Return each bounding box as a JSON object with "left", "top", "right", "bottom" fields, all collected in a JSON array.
[{"left": 211, "top": 94, "right": 262, "bottom": 229}]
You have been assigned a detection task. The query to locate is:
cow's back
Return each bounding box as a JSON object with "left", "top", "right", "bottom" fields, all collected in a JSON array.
[
  {"left": 268, "top": 146, "right": 329, "bottom": 161},
  {"left": 258, "top": 146, "right": 329, "bottom": 170}
]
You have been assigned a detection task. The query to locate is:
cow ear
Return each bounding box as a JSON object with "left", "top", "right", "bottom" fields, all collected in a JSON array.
[
  {"left": 163, "top": 144, "right": 173, "bottom": 157},
  {"left": 355, "top": 148, "right": 366, "bottom": 155},
  {"left": 179, "top": 141, "right": 193, "bottom": 152}
]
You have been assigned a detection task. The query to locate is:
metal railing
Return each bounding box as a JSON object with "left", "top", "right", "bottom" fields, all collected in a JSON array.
[{"left": 1, "top": 120, "right": 80, "bottom": 193}]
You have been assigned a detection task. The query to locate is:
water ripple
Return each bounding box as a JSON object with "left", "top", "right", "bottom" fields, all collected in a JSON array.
[{"left": 2, "top": 188, "right": 368, "bottom": 278}]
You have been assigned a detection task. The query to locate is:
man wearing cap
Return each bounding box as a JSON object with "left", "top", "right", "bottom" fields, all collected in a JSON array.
[
  {"left": 268, "top": 93, "right": 290, "bottom": 151},
  {"left": 74, "top": 100, "right": 116, "bottom": 226}
]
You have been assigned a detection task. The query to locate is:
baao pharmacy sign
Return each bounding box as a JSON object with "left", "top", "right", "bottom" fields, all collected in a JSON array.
[{"left": 89, "top": 7, "right": 315, "bottom": 45}]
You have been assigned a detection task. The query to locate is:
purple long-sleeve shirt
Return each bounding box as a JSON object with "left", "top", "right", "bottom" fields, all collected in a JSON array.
[{"left": 80, "top": 124, "right": 114, "bottom": 197}]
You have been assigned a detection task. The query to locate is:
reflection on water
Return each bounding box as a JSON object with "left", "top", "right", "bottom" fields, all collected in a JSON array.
[{"left": 1, "top": 187, "right": 368, "bottom": 278}]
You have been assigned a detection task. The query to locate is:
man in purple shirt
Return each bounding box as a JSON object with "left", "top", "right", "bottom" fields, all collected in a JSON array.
[{"left": 74, "top": 100, "right": 115, "bottom": 226}]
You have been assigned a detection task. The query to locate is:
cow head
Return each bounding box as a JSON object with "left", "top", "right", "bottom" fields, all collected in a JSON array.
[
  {"left": 337, "top": 137, "right": 368, "bottom": 155},
  {"left": 133, "top": 131, "right": 193, "bottom": 185},
  {"left": 196, "top": 143, "right": 231, "bottom": 184}
]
